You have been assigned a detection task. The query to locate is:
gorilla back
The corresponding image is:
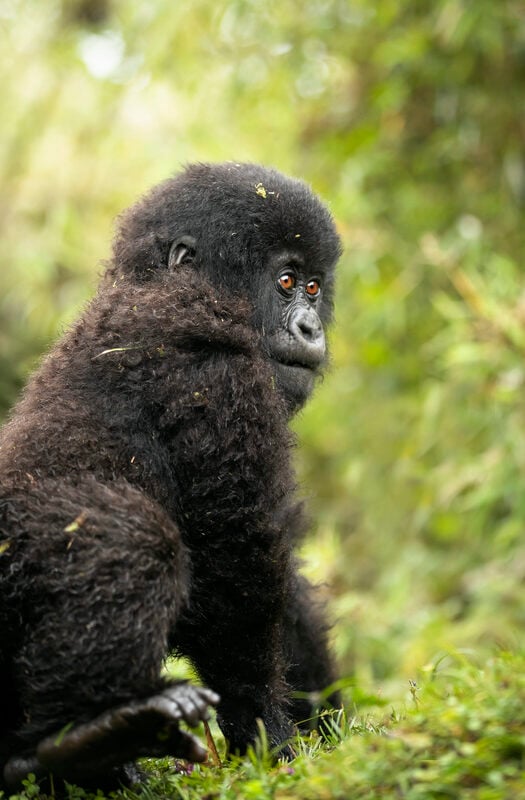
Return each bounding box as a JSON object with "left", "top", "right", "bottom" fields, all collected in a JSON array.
[{"left": 0, "top": 163, "right": 342, "bottom": 790}]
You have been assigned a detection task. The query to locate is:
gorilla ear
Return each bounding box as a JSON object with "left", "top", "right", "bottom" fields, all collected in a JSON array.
[{"left": 168, "top": 236, "right": 197, "bottom": 269}]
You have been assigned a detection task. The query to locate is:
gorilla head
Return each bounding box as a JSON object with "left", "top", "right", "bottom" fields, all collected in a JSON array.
[{"left": 109, "top": 163, "right": 342, "bottom": 411}]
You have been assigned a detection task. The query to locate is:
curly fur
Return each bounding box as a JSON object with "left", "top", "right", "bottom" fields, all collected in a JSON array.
[{"left": 0, "top": 163, "right": 340, "bottom": 784}]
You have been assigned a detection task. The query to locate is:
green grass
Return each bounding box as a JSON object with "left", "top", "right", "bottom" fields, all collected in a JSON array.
[{"left": 5, "top": 651, "right": 525, "bottom": 800}]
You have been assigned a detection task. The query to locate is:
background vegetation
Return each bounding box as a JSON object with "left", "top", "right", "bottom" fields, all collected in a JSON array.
[{"left": 2, "top": 0, "right": 525, "bottom": 796}]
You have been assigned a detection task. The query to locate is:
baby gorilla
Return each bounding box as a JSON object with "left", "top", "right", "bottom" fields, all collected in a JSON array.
[{"left": 0, "top": 163, "right": 342, "bottom": 790}]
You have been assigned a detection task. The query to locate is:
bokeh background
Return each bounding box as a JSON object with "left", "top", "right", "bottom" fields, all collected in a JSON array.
[{"left": 1, "top": 0, "right": 525, "bottom": 694}]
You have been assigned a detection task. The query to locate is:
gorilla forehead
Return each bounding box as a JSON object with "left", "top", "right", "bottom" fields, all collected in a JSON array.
[
  {"left": 112, "top": 162, "right": 341, "bottom": 281},
  {"left": 169, "top": 162, "right": 338, "bottom": 251}
]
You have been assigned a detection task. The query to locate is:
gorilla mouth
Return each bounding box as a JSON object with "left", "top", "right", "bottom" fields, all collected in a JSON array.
[
  {"left": 267, "top": 334, "right": 325, "bottom": 374},
  {"left": 273, "top": 358, "right": 315, "bottom": 372},
  {"left": 270, "top": 357, "right": 319, "bottom": 390},
  {"left": 269, "top": 346, "right": 323, "bottom": 374}
]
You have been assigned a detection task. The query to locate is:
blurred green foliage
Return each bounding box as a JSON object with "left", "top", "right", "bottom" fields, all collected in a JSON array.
[{"left": 1, "top": 0, "right": 525, "bottom": 691}]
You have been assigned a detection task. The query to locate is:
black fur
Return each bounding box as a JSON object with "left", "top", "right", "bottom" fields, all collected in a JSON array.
[{"left": 0, "top": 163, "right": 341, "bottom": 789}]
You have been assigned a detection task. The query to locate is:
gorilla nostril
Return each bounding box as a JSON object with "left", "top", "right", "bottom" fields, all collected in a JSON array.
[
  {"left": 298, "top": 319, "right": 320, "bottom": 342},
  {"left": 291, "top": 309, "right": 323, "bottom": 345}
]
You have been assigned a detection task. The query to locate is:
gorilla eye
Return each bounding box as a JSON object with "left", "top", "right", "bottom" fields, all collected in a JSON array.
[
  {"left": 305, "top": 279, "right": 321, "bottom": 298},
  {"left": 278, "top": 273, "right": 296, "bottom": 292}
]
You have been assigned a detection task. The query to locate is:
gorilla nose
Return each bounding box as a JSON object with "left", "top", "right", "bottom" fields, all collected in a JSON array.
[{"left": 289, "top": 306, "right": 326, "bottom": 365}]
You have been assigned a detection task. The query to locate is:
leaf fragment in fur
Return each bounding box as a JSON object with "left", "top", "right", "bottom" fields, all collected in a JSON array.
[
  {"left": 92, "top": 345, "right": 142, "bottom": 360},
  {"left": 53, "top": 721, "right": 75, "bottom": 747},
  {"left": 64, "top": 511, "right": 87, "bottom": 533}
]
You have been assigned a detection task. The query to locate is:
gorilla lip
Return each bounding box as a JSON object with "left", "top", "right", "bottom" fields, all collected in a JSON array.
[
  {"left": 269, "top": 345, "right": 324, "bottom": 373},
  {"left": 275, "top": 359, "right": 316, "bottom": 373},
  {"left": 267, "top": 335, "right": 326, "bottom": 374}
]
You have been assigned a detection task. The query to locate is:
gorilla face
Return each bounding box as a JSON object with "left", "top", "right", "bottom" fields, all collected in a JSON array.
[
  {"left": 262, "top": 248, "right": 329, "bottom": 412},
  {"left": 111, "top": 162, "right": 342, "bottom": 413}
]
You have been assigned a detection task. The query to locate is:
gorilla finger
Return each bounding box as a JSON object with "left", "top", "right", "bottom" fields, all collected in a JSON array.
[
  {"left": 146, "top": 695, "right": 183, "bottom": 721},
  {"left": 196, "top": 687, "right": 221, "bottom": 706},
  {"left": 176, "top": 696, "right": 206, "bottom": 727},
  {"left": 163, "top": 685, "right": 212, "bottom": 724},
  {"left": 187, "top": 689, "right": 217, "bottom": 719}
]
